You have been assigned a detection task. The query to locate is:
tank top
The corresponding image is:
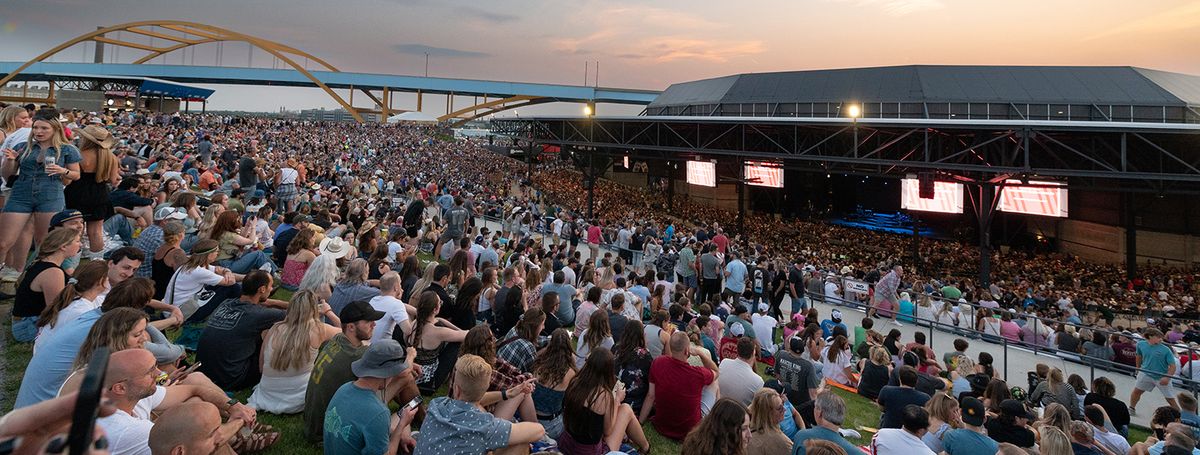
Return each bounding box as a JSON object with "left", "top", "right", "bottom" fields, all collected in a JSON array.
[
  {"left": 152, "top": 248, "right": 180, "bottom": 300},
  {"left": 644, "top": 325, "right": 664, "bottom": 357},
  {"left": 532, "top": 383, "right": 566, "bottom": 419},
  {"left": 14, "top": 261, "right": 64, "bottom": 318},
  {"left": 564, "top": 397, "right": 605, "bottom": 445}
]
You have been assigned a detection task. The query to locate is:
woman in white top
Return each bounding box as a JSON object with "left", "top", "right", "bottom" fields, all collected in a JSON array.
[
  {"left": 248, "top": 289, "right": 341, "bottom": 414},
  {"left": 34, "top": 261, "right": 109, "bottom": 350},
  {"left": 274, "top": 158, "right": 302, "bottom": 214},
  {"left": 165, "top": 239, "right": 239, "bottom": 319},
  {"left": 977, "top": 308, "right": 1003, "bottom": 339},
  {"left": 575, "top": 310, "right": 614, "bottom": 370},
  {"left": 822, "top": 334, "right": 857, "bottom": 387}
]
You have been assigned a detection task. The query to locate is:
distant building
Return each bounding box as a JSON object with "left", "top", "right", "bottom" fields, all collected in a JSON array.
[{"left": 297, "top": 108, "right": 378, "bottom": 122}]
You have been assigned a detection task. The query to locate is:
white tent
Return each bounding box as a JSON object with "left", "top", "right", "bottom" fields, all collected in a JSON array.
[{"left": 386, "top": 111, "right": 439, "bottom": 123}]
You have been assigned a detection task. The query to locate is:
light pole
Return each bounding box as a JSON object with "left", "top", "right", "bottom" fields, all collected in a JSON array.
[{"left": 847, "top": 104, "right": 861, "bottom": 157}]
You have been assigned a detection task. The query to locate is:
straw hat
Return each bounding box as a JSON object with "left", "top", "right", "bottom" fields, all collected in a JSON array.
[{"left": 76, "top": 125, "right": 116, "bottom": 150}]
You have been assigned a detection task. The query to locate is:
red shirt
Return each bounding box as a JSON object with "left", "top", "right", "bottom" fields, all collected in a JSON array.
[
  {"left": 649, "top": 355, "right": 714, "bottom": 440},
  {"left": 587, "top": 226, "right": 601, "bottom": 245},
  {"left": 712, "top": 234, "right": 729, "bottom": 254}
]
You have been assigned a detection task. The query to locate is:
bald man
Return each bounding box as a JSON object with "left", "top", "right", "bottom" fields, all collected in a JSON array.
[
  {"left": 149, "top": 402, "right": 238, "bottom": 455},
  {"left": 96, "top": 350, "right": 255, "bottom": 455},
  {"left": 639, "top": 331, "right": 720, "bottom": 440}
]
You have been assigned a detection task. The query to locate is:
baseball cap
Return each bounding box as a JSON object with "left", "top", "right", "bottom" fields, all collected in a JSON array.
[
  {"left": 154, "top": 207, "right": 187, "bottom": 221},
  {"left": 831, "top": 309, "right": 842, "bottom": 322},
  {"left": 999, "top": 399, "right": 1033, "bottom": 420},
  {"left": 350, "top": 339, "right": 409, "bottom": 379},
  {"left": 788, "top": 336, "right": 805, "bottom": 353},
  {"left": 294, "top": 214, "right": 312, "bottom": 224},
  {"left": 757, "top": 303, "right": 769, "bottom": 313},
  {"left": 135, "top": 168, "right": 151, "bottom": 175},
  {"left": 730, "top": 323, "right": 746, "bottom": 337},
  {"left": 339, "top": 300, "right": 386, "bottom": 324},
  {"left": 50, "top": 209, "right": 83, "bottom": 227},
  {"left": 960, "top": 396, "right": 986, "bottom": 426}
]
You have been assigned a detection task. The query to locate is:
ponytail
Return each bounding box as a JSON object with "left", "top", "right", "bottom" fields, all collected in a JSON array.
[{"left": 37, "top": 261, "right": 108, "bottom": 329}]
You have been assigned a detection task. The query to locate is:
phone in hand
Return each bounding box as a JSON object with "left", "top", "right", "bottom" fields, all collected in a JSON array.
[
  {"left": 69, "top": 346, "right": 110, "bottom": 455},
  {"left": 399, "top": 396, "right": 422, "bottom": 415}
]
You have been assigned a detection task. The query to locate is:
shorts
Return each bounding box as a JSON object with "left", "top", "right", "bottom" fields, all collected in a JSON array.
[
  {"left": 11, "top": 316, "right": 38, "bottom": 343},
  {"left": 4, "top": 177, "right": 65, "bottom": 214},
  {"left": 1135, "top": 372, "right": 1173, "bottom": 397},
  {"left": 438, "top": 232, "right": 463, "bottom": 244}
]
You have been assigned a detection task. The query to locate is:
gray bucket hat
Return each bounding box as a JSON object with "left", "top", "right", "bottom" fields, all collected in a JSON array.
[{"left": 350, "top": 339, "right": 409, "bottom": 379}]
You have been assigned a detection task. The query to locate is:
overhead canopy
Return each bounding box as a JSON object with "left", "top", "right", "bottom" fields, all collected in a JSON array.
[
  {"left": 46, "top": 72, "right": 215, "bottom": 100},
  {"left": 648, "top": 65, "right": 1200, "bottom": 122},
  {"left": 386, "top": 111, "right": 439, "bottom": 123}
]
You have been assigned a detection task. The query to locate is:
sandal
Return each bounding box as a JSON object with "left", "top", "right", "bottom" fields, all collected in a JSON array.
[
  {"left": 232, "top": 431, "right": 279, "bottom": 454},
  {"left": 248, "top": 422, "right": 275, "bottom": 434}
]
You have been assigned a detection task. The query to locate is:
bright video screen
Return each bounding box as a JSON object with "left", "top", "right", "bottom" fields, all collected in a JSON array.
[
  {"left": 744, "top": 161, "right": 784, "bottom": 188},
  {"left": 998, "top": 180, "right": 1068, "bottom": 217},
  {"left": 687, "top": 160, "right": 716, "bottom": 187},
  {"left": 900, "top": 178, "right": 964, "bottom": 214}
]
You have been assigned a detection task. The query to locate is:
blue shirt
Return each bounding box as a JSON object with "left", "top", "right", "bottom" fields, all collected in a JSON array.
[
  {"left": 780, "top": 399, "right": 800, "bottom": 439},
  {"left": 629, "top": 285, "right": 651, "bottom": 305},
  {"left": 942, "top": 428, "right": 998, "bottom": 455},
  {"left": 1137, "top": 340, "right": 1176, "bottom": 379},
  {"left": 323, "top": 382, "right": 390, "bottom": 455},
  {"left": 724, "top": 259, "right": 748, "bottom": 293},
  {"left": 15, "top": 308, "right": 100, "bottom": 408},
  {"left": 414, "top": 397, "right": 513, "bottom": 455},
  {"left": 18, "top": 143, "right": 81, "bottom": 179},
  {"left": 820, "top": 319, "right": 847, "bottom": 339},
  {"left": 791, "top": 426, "right": 861, "bottom": 455}
]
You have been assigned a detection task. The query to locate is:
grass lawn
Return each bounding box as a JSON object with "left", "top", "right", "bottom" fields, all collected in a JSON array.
[{"left": 0, "top": 284, "right": 1150, "bottom": 455}]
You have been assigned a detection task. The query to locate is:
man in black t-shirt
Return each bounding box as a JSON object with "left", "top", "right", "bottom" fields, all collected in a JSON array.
[
  {"left": 196, "top": 271, "right": 288, "bottom": 391},
  {"left": 774, "top": 337, "right": 821, "bottom": 408},
  {"left": 788, "top": 261, "right": 808, "bottom": 315},
  {"left": 877, "top": 366, "right": 932, "bottom": 429},
  {"left": 984, "top": 399, "right": 1037, "bottom": 449}
]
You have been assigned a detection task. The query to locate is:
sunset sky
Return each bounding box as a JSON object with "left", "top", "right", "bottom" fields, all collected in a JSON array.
[{"left": 4, "top": 0, "right": 1199, "bottom": 116}]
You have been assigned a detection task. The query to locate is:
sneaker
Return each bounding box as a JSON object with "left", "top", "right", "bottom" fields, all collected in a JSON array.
[
  {"left": 82, "top": 250, "right": 106, "bottom": 261},
  {"left": 1129, "top": 406, "right": 1137, "bottom": 416},
  {"left": 0, "top": 266, "right": 20, "bottom": 281},
  {"left": 893, "top": 320, "right": 903, "bottom": 327}
]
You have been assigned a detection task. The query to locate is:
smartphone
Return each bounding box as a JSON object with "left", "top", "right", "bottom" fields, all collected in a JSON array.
[
  {"left": 68, "top": 346, "right": 110, "bottom": 455},
  {"left": 401, "top": 396, "right": 422, "bottom": 412}
]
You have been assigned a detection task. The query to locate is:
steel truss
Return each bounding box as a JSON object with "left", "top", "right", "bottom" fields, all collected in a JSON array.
[{"left": 492, "top": 117, "right": 1200, "bottom": 194}]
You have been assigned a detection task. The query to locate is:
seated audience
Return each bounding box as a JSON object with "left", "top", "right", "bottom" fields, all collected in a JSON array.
[
  {"left": 322, "top": 340, "right": 418, "bottom": 455},
  {"left": 196, "top": 270, "right": 287, "bottom": 391},
  {"left": 414, "top": 354, "right": 545, "bottom": 455},
  {"left": 641, "top": 331, "right": 719, "bottom": 439},
  {"left": 680, "top": 398, "right": 751, "bottom": 455},
  {"left": 246, "top": 289, "right": 341, "bottom": 414}
]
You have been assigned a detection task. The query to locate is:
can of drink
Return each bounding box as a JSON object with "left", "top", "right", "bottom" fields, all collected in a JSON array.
[{"left": 44, "top": 155, "right": 57, "bottom": 171}]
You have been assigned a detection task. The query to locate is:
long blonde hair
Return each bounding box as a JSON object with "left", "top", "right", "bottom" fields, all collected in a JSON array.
[
  {"left": 925, "top": 392, "right": 962, "bottom": 429},
  {"left": 269, "top": 289, "right": 322, "bottom": 371},
  {"left": 36, "top": 227, "right": 80, "bottom": 261},
  {"left": 0, "top": 105, "right": 25, "bottom": 132},
  {"left": 748, "top": 389, "right": 784, "bottom": 436},
  {"left": 409, "top": 262, "right": 438, "bottom": 297},
  {"left": 79, "top": 135, "right": 117, "bottom": 183},
  {"left": 26, "top": 117, "right": 68, "bottom": 160}
]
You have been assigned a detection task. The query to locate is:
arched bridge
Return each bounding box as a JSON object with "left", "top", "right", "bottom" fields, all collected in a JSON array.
[{"left": 0, "top": 20, "right": 659, "bottom": 124}]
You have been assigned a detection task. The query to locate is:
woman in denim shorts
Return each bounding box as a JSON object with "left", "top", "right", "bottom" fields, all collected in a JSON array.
[{"left": 0, "top": 115, "right": 82, "bottom": 297}]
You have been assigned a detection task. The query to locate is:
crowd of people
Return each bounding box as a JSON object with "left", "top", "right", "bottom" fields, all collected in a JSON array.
[{"left": 2, "top": 104, "right": 1200, "bottom": 455}]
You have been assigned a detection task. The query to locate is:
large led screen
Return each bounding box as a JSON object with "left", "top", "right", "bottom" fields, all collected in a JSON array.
[
  {"left": 998, "top": 180, "right": 1068, "bottom": 217},
  {"left": 744, "top": 161, "right": 784, "bottom": 188},
  {"left": 901, "top": 178, "right": 964, "bottom": 214},
  {"left": 687, "top": 160, "right": 716, "bottom": 187}
]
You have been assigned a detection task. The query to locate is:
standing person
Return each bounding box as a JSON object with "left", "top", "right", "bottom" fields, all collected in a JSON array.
[
  {"left": 274, "top": 158, "right": 301, "bottom": 213},
  {"left": 1130, "top": 328, "right": 1180, "bottom": 414},
  {"left": 723, "top": 251, "right": 748, "bottom": 302},
  {"left": 322, "top": 340, "right": 419, "bottom": 455},
  {"left": 787, "top": 261, "right": 808, "bottom": 317},
  {"left": 699, "top": 245, "right": 722, "bottom": 305},
  {"left": 0, "top": 115, "right": 82, "bottom": 279},
  {"left": 640, "top": 331, "right": 720, "bottom": 440},
  {"left": 676, "top": 240, "right": 698, "bottom": 293},
  {"left": 871, "top": 266, "right": 904, "bottom": 325},
  {"left": 66, "top": 125, "right": 119, "bottom": 260},
  {"left": 436, "top": 196, "right": 470, "bottom": 261},
  {"left": 587, "top": 220, "right": 602, "bottom": 263},
  {"left": 941, "top": 397, "right": 999, "bottom": 455}
]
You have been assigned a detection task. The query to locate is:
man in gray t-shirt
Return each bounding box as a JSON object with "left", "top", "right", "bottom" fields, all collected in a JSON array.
[
  {"left": 437, "top": 196, "right": 470, "bottom": 257},
  {"left": 699, "top": 245, "right": 723, "bottom": 304}
]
